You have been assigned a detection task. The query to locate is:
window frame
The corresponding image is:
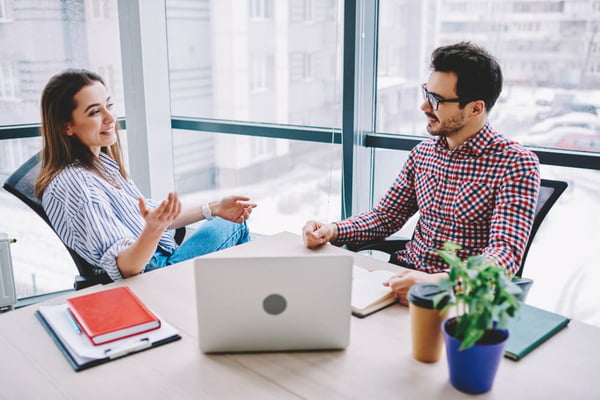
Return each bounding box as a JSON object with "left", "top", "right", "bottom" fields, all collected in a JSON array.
[{"left": 1, "top": 0, "right": 599, "bottom": 218}]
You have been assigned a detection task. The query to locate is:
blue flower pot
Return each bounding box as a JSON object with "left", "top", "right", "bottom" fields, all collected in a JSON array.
[{"left": 442, "top": 318, "right": 508, "bottom": 394}]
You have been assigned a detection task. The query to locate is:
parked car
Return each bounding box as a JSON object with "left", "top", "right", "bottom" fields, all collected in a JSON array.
[
  {"left": 514, "top": 111, "right": 600, "bottom": 152},
  {"left": 529, "top": 112, "right": 600, "bottom": 135},
  {"left": 555, "top": 133, "right": 600, "bottom": 152}
]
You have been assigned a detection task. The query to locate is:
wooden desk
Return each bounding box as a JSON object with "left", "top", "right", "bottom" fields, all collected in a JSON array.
[{"left": 0, "top": 231, "right": 598, "bottom": 399}]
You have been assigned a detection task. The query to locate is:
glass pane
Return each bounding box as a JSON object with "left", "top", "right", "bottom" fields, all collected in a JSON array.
[
  {"left": 0, "top": 130, "right": 130, "bottom": 300},
  {"left": 527, "top": 165, "right": 600, "bottom": 328},
  {"left": 0, "top": 138, "right": 74, "bottom": 298},
  {"left": 0, "top": 0, "right": 124, "bottom": 125},
  {"left": 166, "top": 0, "right": 343, "bottom": 128},
  {"left": 376, "top": 0, "right": 600, "bottom": 155},
  {"left": 173, "top": 129, "right": 342, "bottom": 235},
  {"left": 371, "top": 148, "right": 417, "bottom": 238},
  {"left": 0, "top": 0, "right": 124, "bottom": 300}
]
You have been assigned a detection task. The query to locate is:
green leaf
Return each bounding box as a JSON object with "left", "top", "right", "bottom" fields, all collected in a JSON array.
[
  {"left": 432, "top": 291, "right": 452, "bottom": 310},
  {"left": 436, "top": 241, "right": 522, "bottom": 350},
  {"left": 437, "top": 279, "right": 453, "bottom": 292},
  {"left": 460, "top": 328, "right": 484, "bottom": 350}
]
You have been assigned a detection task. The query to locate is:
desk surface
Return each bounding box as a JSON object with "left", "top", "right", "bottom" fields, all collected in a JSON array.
[{"left": 1, "top": 231, "right": 598, "bottom": 399}]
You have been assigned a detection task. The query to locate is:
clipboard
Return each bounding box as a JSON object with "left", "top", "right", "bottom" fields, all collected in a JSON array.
[{"left": 36, "top": 303, "right": 181, "bottom": 372}]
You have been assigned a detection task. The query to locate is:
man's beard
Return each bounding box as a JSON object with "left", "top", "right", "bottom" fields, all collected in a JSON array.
[{"left": 425, "top": 109, "right": 466, "bottom": 137}]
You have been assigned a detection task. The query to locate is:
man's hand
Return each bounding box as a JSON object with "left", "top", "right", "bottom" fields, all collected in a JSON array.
[
  {"left": 384, "top": 270, "right": 448, "bottom": 306},
  {"left": 302, "top": 220, "right": 338, "bottom": 248},
  {"left": 213, "top": 196, "right": 257, "bottom": 224}
]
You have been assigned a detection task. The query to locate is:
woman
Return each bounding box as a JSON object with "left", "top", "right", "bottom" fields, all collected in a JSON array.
[{"left": 35, "top": 69, "right": 256, "bottom": 281}]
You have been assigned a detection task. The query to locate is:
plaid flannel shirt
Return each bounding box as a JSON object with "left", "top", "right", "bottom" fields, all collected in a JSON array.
[{"left": 334, "top": 122, "right": 540, "bottom": 276}]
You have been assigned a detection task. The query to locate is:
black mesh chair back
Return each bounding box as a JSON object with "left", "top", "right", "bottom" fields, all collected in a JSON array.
[
  {"left": 517, "top": 178, "right": 568, "bottom": 277},
  {"left": 350, "top": 178, "right": 567, "bottom": 276},
  {"left": 3, "top": 152, "right": 113, "bottom": 290}
]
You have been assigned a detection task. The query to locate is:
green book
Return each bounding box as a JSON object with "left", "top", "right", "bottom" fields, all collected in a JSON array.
[{"left": 504, "top": 303, "right": 571, "bottom": 361}]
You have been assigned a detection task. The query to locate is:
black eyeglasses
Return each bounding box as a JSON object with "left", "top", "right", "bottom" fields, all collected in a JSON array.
[{"left": 421, "top": 83, "right": 462, "bottom": 111}]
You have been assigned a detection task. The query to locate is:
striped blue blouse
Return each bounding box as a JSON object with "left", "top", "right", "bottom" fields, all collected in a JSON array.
[{"left": 42, "top": 153, "right": 177, "bottom": 280}]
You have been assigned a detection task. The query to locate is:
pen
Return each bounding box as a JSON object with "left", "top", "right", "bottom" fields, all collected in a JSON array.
[
  {"left": 65, "top": 309, "right": 82, "bottom": 334},
  {"left": 105, "top": 338, "right": 151, "bottom": 359}
]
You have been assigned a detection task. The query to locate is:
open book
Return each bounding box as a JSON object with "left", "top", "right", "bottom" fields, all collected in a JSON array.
[{"left": 352, "top": 266, "right": 396, "bottom": 318}]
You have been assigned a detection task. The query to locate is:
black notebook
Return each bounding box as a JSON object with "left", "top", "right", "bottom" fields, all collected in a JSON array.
[
  {"left": 504, "top": 303, "right": 570, "bottom": 361},
  {"left": 36, "top": 303, "right": 181, "bottom": 371}
]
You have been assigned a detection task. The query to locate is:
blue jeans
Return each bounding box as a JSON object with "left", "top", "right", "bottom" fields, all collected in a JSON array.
[{"left": 144, "top": 218, "right": 250, "bottom": 272}]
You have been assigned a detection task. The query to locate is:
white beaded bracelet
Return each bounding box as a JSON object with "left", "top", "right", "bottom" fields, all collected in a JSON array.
[{"left": 201, "top": 203, "right": 214, "bottom": 221}]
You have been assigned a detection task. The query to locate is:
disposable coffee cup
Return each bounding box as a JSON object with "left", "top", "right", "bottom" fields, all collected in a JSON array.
[{"left": 408, "top": 283, "right": 451, "bottom": 363}]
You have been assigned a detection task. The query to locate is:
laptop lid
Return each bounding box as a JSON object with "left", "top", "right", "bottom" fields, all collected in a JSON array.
[{"left": 194, "top": 254, "right": 353, "bottom": 353}]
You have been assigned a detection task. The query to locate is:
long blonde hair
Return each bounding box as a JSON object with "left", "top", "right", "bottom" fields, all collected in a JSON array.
[{"left": 35, "top": 69, "right": 128, "bottom": 198}]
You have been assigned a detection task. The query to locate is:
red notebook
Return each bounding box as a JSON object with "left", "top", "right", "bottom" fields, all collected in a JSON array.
[{"left": 66, "top": 287, "right": 160, "bottom": 345}]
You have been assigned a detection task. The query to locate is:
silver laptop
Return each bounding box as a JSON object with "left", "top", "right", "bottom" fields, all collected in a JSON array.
[{"left": 194, "top": 254, "right": 353, "bottom": 353}]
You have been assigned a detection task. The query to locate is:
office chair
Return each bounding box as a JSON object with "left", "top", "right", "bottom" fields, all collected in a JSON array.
[
  {"left": 3, "top": 152, "right": 186, "bottom": 291},
  {"left": 347, "top": 179, "right": 569, "bottom": 301}
]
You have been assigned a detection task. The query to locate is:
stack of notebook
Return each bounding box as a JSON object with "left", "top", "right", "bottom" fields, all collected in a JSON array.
[{"left": 36, "top": 286, "right": 181, "bottom": 371}]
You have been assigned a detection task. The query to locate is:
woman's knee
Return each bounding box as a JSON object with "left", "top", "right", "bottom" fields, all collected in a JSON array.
[
  {"left": 217, "top": 219, "right": 250, "bottom": 244},
  {"left": 196, "top": 218, "right": 250, "bottom": 246}
]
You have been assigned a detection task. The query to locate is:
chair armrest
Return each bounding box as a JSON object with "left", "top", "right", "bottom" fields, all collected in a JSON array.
[
  {"left": 512, "top": 277, "right": 534, "bottom": 303},
  {"left": 73, "top": 267, "right": 113, "bottom": 291},
  {"left": 174, "top": 227, "right": 187, "bottom": 245},
  {"left": 346, "top": 238, "right": 410, "bottom": 255},
  {"left": 74, "top": 275, "right": 103, "bottom": 291}
]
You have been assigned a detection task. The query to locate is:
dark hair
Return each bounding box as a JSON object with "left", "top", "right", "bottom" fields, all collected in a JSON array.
[
  {"left": 35, "top": 69, "right": 127, "bottom": 198},
  {"left": 430, "top": 42, "right": 503, "bottom": 112}
]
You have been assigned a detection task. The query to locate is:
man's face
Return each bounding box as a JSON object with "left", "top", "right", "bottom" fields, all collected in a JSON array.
[{"left": 420, "top": 71, "right": 467, "bottom": 137}]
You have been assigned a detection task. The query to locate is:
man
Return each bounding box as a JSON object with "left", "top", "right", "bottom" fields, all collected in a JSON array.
[{"left": 302, "top": 42, "right": 540, "bottom": 305}]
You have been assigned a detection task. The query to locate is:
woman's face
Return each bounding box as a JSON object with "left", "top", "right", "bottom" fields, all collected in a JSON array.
[{"left": 65, "top": 81, "right": 117, "bottom": 156}]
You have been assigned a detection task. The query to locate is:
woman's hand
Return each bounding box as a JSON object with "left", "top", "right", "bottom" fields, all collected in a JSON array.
[
  {"left": 116, "top": 193, "right": 182, "bottom": 278},
  {"left": 212, "top": 196, "right": 256, "bottom": 224},
  {"left": 138, "top": 192, "right": 182, "bottom": 234}
]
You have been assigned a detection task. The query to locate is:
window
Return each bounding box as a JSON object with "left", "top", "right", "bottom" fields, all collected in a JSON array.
[
  {"left": 249, "top": 0, "right": 272, "bottom": 20},
  {"left": 303, "top": 0, "right": 313, "bottom": 22},
  {"left": 290, "top": 0, "right": 314, "bottom": 22},
  {"left": 250, "top": 55, "right": 271, "bottom": 91},
  {"left": 303, "top": 53, "right": 313, "bottom": 80},
  {"left": 172, "top": 130, "right": 342, "bottom": 235},
  {"left": 0, "top": 0, "right": 10, "bottom": 21},
  {"left": 166, "top": 0, "right": 343, "bottom": 234},
  {"left": 90, "top": 0, "right": 111, "bottom": 20},
  {"left": 167, "top": 0, "right": 341, "bottom": 126},
  {"left": 0, "top": 0, "right": 123, "bottom": 299},
  {"left": 0, "top": 63, "right": 17, "bottom": 100},
  {"left": 290, "top": 52, "right": 313, "bottom": 81},
  {"left": 376, "top": 0, "right": 600, "bottom": 156}
]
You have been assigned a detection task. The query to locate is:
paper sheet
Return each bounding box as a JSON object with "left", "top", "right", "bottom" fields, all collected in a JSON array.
[{"left": 38, "top": 303, "right": 179, "bottom": 364}]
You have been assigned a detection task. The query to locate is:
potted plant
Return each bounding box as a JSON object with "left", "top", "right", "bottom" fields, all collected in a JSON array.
[{"left": 433, "top": 242, "right": 522, "bottom": 394}]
